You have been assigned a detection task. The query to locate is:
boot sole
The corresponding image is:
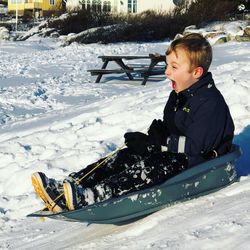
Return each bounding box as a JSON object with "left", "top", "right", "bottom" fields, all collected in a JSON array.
[
  {"left": 32, "top": 173, "right": 63, "bottom": 213},
  {"left": 63, "top": 182, "right": 75, "bottom": 211}
]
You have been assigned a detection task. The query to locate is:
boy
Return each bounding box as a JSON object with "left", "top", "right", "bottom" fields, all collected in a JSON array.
[{"left": 32, "top": 33, "right": 234, "bottom": 212}]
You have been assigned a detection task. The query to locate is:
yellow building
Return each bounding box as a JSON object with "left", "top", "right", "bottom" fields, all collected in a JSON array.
[{"left": 8, "top": 0, "right": 65, "bottom": 17}]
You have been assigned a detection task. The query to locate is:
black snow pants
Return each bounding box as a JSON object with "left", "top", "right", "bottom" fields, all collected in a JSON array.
[{"left": 71, "top": 148, "right": 189, "bottom": 205}]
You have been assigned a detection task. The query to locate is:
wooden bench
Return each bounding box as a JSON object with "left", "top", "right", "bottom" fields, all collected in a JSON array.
[
  {"left": 88, "top": 69, "right": 134, "bottom": 75},
  {"left": 140, "top": 68, "right": 166, "bottom": 77},
  {"left": 87, "top": 53, "right": 166, "bottom": 85}
]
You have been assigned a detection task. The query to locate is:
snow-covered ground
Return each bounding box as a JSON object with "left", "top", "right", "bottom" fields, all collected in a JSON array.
[{"left": 0, "top": 27, "right": 250, "bottom": 249}]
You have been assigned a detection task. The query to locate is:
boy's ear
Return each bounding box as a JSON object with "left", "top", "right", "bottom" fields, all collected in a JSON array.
[{"left": 193, "top": 67, "right": 204, "bottom": 79}]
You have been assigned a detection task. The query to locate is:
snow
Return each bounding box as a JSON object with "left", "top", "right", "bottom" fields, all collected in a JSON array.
[
  {"left": 0, "top": 21, "right": 250, "bottom": 249},
  {"left": 0, "top": 27, "right": 10, "bottom": 41},
  {"left": 184, "top": 21, "right": 249, "bottom": 45}
]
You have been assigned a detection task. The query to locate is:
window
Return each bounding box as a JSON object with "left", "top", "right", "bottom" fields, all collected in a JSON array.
[
  {"left": 92, "top": 0, "right": 101, "bottom": 11},
  {"left": 128, "top": 0, "right": 131, "bottom": 13},
  {"left": 49, "top": 0, "right": 55, "bottom": 5},
  {"left": 133, "top": 0, "right": 137, "bottom": 13},
  {"left": 11, "top": 0, "right": 23, "bottom": 3},
  {"left": 87, "top": 0, "right": 91, "bottom": 10},
  {"left": 97, "top": 0, "right": 101, "bottom": 11},
  {"left": 103, "top": 1, "right": 111, "bottom": 12},
  {"left": 128, "top": 0, "right": 137, "bottom": 13},
  {"left": 173, "top": 0, "right": 185, "bottom": 7},
  {"left": 92, "top": 0, "right": 97, "bottom": 11},
  {"left": 80, "top": 0, "right": 86, "bottom": 10}
]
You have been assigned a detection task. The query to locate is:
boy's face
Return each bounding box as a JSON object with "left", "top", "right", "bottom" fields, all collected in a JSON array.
[{"left": 165, "top": 48, "right": 201, "bottom": 93}]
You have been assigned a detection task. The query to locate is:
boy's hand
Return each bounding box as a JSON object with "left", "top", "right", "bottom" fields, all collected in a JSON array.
[
  {"left": 147, "top": 119, "right": 164, "bottom": 150},
  {"left": 148, "top": 119, "right": 163, "bottom": 136},
  {"left": 124, "top": 132, "right": 149, "bottom": 155}
]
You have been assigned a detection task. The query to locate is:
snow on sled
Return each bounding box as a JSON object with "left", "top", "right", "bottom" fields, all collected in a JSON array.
[{"left": 28, "top": 144, "right": 242, "bottom": 225}]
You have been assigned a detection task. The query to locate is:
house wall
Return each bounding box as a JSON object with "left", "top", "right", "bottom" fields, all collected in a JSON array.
[
  {"left": 66, "top": 0, "right": 177, "bottom": 13},
  {"left": 8, "top": 0, "right": 62, "bottom": 16},
  {"left": 42, "top": 0, "right": 62, "bottom": 11},
  {"left": 118, "top": 0, "right": 175, "bottom": 13},
  {"left": 137, "top": 0, "right": 175, "bottom": 13}
]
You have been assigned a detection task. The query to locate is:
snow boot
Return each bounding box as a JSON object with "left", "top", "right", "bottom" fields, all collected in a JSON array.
[
  {"left": 31, "top": 172, "right": 66, "bottom": 212},
  {"left": 63, "top": 180, "right": 86, "bottom": 210}
]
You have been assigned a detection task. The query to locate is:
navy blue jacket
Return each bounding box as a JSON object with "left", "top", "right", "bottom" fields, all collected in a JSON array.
[{"left": 160, "top": 72, "right": 234, "bottom": 166}]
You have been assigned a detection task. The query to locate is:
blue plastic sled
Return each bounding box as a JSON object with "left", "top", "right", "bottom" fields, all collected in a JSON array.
[{"left": 28, "top": 144, "right": 242, "bottom": 225}]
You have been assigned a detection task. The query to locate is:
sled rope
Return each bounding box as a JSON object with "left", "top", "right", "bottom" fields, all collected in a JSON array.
[
  {"left": 76, "top": 144, "right": 125, "bottom": 184},
  {"left": 41, "top": 144, "right": 125, "bottom": 211}
]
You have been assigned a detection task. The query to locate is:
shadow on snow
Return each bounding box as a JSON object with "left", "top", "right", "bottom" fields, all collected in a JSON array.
[{"left": 233, "top": 125, "right": 250, "bottom": 177}]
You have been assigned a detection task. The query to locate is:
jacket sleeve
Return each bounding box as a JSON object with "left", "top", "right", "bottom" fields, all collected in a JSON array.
[{"left": 175, "top": 96, "right": 234, "bottom": 161}]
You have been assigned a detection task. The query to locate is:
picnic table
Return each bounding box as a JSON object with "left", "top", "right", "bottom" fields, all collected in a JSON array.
[{"left": 88, "top": 53, "right": 166, "bottom": 85}]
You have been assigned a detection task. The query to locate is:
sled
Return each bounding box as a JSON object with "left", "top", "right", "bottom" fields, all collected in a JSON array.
[{"left": 28, "top": 144, "right": 242, "bottom": 225}]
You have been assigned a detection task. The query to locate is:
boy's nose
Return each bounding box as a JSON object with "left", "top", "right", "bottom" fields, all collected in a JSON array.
[{"left": 165, "top": 66, "right": 171, "bottom": 78}]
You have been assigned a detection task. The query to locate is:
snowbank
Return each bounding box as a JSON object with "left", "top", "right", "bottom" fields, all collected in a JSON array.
[
  {"left": 0, "top": 26, "right": 10, "bottom": 40},
  {"left": 180, "top": 21, "right": 250, "bottom": 45},
  {"left": 15, "top": 16, "right": 250, "bottom": 46}
]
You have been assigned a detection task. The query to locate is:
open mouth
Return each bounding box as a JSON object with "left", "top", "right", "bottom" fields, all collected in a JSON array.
[{"left": 171, "top": 80, "right": 176, "bottom": 90}]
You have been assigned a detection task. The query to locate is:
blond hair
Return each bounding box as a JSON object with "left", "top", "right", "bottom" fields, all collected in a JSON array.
[{"left": 166, "top": 33, "right": 212, "bottom": 75}]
